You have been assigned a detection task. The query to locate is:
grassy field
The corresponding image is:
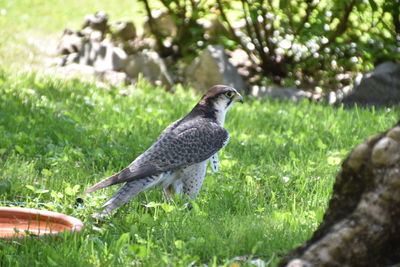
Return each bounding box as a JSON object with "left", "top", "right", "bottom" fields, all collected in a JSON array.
[
  {"left": 0, "top": 0, "right": 145, "bottom": 71},
  {"left": 0, "top": 71, "right": 398, "bottom": 266},
  {"left": 0, "top": 0, "right": 399, "bottom": 266}
]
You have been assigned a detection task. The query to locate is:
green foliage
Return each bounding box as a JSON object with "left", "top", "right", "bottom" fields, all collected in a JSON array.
[
  {"left": 0, "top": 71, "right": 398, "bottom": 265},
  {"left": 216, "top": 0, "right": 400, "bottom": 89},
  {"left": 138, "top": 0, "right": 399, "bottom": 90},
  {"left": 140, "top": 0, "right": 212, "bottom": 60}
]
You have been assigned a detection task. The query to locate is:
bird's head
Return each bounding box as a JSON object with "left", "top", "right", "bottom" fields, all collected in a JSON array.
[
  {"left": 198, "top": 85, "right": 243, "bottom": 125},
  {"left": 200, "top": 85, "right": 243, "bottom": 110}
]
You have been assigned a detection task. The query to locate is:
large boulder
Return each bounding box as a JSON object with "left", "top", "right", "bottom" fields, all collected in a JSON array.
[
  {"left": 280, "top": 123, "right": 400, "bottom": 266},
  {"left": 186, "top": 45, "right": 245, "bottom": 92},
  {"left": 125, "top": 51, "right": 173, "bottom": 89},
  {"left": 341, "top": 62, "right": 400, "bottom": 107}
]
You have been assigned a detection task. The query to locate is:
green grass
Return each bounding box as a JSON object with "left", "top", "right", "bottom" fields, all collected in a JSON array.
[
  {"left": 0, "top": 71, "right": 398, "bottom": 266},
  {"left": 0, "top": 0, "right": 399, "bottom": 265},
  {"left": 0, "top": 0, "right": 145, "bottom": 70}
]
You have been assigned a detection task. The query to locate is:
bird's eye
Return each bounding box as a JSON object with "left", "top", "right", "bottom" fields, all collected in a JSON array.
[{"left": 224, "top": 91, "right": 235, "bottom": 98}]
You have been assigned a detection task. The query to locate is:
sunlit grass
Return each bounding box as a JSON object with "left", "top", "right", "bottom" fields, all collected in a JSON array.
[
  {"left": 0, "top": 0, "right": 397, "bottom": 265},
  {"left": 0, "top": 0, "right": 145, "bottom": 71},
  {"left": 0, "top": 71, "right": 398, "bottom": 266}
]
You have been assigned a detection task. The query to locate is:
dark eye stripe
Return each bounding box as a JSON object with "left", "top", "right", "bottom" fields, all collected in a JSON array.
[{"left": 226, "top": 98, "right": 233, "bottom": 108}]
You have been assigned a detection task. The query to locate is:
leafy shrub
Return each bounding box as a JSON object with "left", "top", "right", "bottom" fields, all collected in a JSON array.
[
  {"left": 216, "top": 0, "right": 400, "bottom": 90},
  {"left": 140, "top": 0, "right": 210, "bottom": 60},
  {"left": 140, "top": 0, "right": 399, "bottom": 91}
]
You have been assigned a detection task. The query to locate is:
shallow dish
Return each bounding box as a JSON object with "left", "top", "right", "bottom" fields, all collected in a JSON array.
[{"left": 0, "top": 207, "right": 83, "bottom": 239}]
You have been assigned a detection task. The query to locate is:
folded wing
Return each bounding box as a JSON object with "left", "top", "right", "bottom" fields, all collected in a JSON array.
[{"left": 85, "top": 118, "right": 228, "bottom": 193}]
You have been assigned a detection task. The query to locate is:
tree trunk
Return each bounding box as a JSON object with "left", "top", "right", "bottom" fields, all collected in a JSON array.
[{"left": 280, "top": 122, "right": 400, "bottom": 267}]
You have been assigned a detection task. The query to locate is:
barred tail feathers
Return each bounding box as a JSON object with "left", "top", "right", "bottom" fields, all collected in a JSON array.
[
  {"left": 84, "top": 172, "right": 121, "bottom": 194},
  {"left": 92, "top": 175, "right": 162, "bottom": 218}
]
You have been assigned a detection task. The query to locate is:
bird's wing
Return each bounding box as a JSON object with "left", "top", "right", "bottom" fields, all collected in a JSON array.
[
  {"left": 85, "top": 119, "right": 228, "bottom": 193},
  {"left": 151, "top": 119, "right": 229, "bottom": 171},
  {"left": 156, "top": 118, "right": 182, "bottom": 141}
]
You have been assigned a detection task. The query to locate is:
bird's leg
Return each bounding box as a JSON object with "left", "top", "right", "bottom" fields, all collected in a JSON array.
[
  {"left": 163, "top": 184, "right": 174, "bottom": 202},
  {"left": 163, "top": 180, "right": 183, "bottom": 201}
]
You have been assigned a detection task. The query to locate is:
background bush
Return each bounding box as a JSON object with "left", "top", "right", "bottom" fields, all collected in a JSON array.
[{"left": 142, "top": 0, "right": 400, "bottom": 91}]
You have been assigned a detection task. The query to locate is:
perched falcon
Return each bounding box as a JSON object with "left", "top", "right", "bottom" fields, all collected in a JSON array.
[{"left": 85, "top": 85, "right": 243, "bottom": 217}]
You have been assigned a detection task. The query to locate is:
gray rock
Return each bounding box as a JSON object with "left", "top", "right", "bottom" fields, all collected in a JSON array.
[
  {"left": 341, "top": 62, "right": 400, "bottom": 107},
  {"left": 93, "top": 41, "right": 128, "bottom": 72},
  {"left": 59, "top": 52, "right": 80, "bottom": 66},
  {"left": 111, "top": 21, "right": 136, "bottom": 41},
  {"left": 78, "top": 42, "right": 101, "bottom": 66},
  {"left": 125, "top": 51, "right": 173, "bottom": 89},
  {"left": 327, "top": 85, "right": 353, "bottom": 105},
  {"left": 82, "top": 11, "right": 109, "bottom": 34},
  {"left": 143, "top": 10, "right": 177, "bottom": 37},
  {"left": 96, "top": 70, "right": 129, "bottom": 87},
  {"left": 186, "top": 45, "right": 245, "bottom": 92},
  {"left": 68, "top": 38, "right": 128, "bottom": 72},
  {"left": 57, "top": 29, "right": 84, "bottom": 55},
  {"left": 250, "top": 86, "right": 312, "bottom": 102},
  {"left": 79, "top": 11, "right": 110, "bottom": 42},
  {"left": 80, "top": 28, "right": 104, "bottom": 42}
]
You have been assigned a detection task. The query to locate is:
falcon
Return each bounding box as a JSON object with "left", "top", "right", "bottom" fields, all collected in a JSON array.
[{"left": 85, "top": 85, "right": 243, "bottom": 217}]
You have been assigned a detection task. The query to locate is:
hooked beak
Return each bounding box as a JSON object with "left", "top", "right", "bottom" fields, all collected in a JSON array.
[{"left": 235, "top": 93, "right": 244, "bottom": 103}]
